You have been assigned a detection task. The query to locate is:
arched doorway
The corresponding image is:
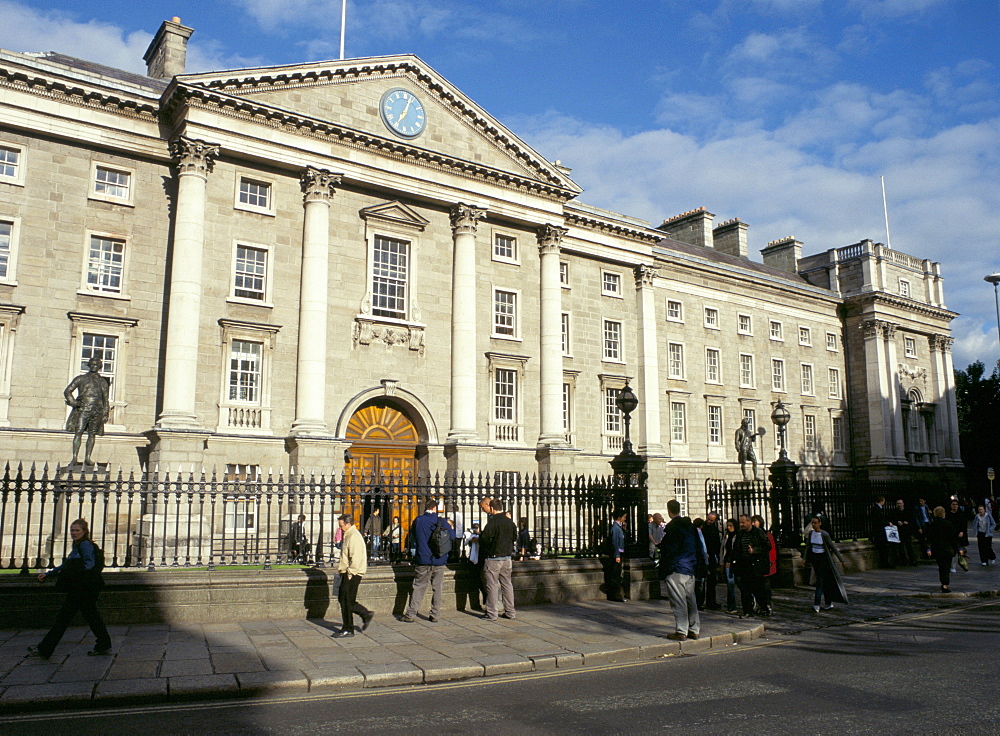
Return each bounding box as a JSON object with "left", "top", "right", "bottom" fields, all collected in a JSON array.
[{"left": 343, "top": 401, "right": 420, "bottom": 559}]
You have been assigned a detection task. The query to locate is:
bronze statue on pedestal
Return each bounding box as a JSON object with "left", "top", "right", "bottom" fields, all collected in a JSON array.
[{"left": 64, "top": 356, "right": 110, "bottom": 466}]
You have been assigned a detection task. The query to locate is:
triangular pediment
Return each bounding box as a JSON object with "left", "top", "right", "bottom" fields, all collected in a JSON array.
[
  {"left": 359, "top": 200, "right": 430, "bottom": 231},
  {"left": 175, "top": 55, "right": 580, "bottom": 197}
]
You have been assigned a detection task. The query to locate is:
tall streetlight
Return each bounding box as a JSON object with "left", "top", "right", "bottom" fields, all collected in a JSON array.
[
  {"left": 986, "top": 273, "right": 1000, "bottom": 364},
  {"left": 609, "top": 381, "right": 647, "bottom": 557}
]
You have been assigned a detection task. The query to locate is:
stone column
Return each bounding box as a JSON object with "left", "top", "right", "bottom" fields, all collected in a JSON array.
[
  {"left": 156, "top": 136, "right": 219, "bottom": 429},
  {"left": 883, "top": 322, "right": 906, "bottom": 460},
  {"left": 537, "top": 224, "right": 569, "bottom": 447},
  {"left": 290, "top": 168, "right": 341, "bottom": 436},
  {"left": 936, "top": 335, "right": 961, "bottom": 465},
  {"left": 861, "top": 319, "right": 892, "bottom": 464},
  {"left": 634, "top": 264, "right": 664, "bottom": 455},
  {"left": 447, "top": 203, "right": 487, "bottom": 443}
]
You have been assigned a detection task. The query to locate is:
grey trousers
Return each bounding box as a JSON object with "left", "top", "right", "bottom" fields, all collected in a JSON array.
[
  {"left": 406, "top": 564, "right": 444, "bottom": 617},
  {"left": 483, "top": 557, "right": 515, "bottom": 619},
  {"left": 664, "top": 571, "right": 699, "bottom": 635}
]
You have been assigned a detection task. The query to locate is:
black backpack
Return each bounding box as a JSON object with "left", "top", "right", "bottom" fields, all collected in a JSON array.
[
  {"left": 92, "top": 543, "right": 106, "bottom": 574},
  {"left": 428, "top": 518, "right": 452, "bottom": 558}
]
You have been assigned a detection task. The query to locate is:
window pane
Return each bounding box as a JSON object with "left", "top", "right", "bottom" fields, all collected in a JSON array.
[
  {"left": 671, "top": 402, "right": 685, "bottom": 442},
  {"left": 494, "top": 234, "right": 516, "bottom": 260},
  {"left": 494, "top": 368, "right": 516, "bottom": 421},
  {"left": 372, "top": 236, "right": 408, "bottom": 319},
  {"left": 0, "top": 220, "right": 10, "bottom": 279},
  {"left": 603, "top": 320, "right": 621, "bottom": 360},
  {"left": 669, "top": 343, "right": 684, "bottom": 378},
  {"left": 229, "top": 340, "right": 262, "bottom": 403},
  {"left": 605, "top": 388, "right": 622, "bottom": 434},
  {"left": 234, "top": 245, "right": 267, "bottom": 300},
  {"left": 239, "top": 178, "right": 270, "bottom": 209},
  {"left": 0, "top": 146, "right": 19, "bottom": 178},
  {"left": 706, "top": 348, "right": 720, "bottom": 382},
  {"left": 708, "top": 405, "right": 721, "bottom": 444},
  {"left": 772, "top": 359, "right": 784, "bottom": 391},
  {"left": 81, "top": 333, "right": 117, "bottom": 402},
  {"left": 494, "top": 290, "right": 517, "bottom": 336},
  {"left": 94, "top": 167, "right": 130, "bottom": 198},
  {"left": 87, "top": 236, "right": 125, "bottom": 293}
]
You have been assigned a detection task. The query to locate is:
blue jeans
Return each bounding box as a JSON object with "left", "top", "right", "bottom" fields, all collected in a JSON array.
[
  {"left": 370, "top": 535, "right": 381, "bottom": 557},
  {"left": 724, "top": 564, "right": 737, "bottom": 610}
]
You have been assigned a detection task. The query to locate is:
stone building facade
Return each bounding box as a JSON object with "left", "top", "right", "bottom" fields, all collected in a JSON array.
[{"left": 0, "top": 19, "right": 963, "bottom": 514}]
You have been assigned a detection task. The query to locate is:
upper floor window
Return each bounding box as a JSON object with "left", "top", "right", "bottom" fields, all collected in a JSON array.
[
  {"left": 668, "top": 342, "right": 685, "bottom": 379},
  {"left": 705, "top": 348, "right": 721, "bottom": 384},
  {"left": 832, "top": 416, "right": 845, "bottom": 453},
  {"left": 561, "top": 312, "right": 571, "bottom": 355},
  {"left": 704, "top": 307, "right": 719, "bottom": 329},
  {"left": 0, "top": 218, "right": 16, "bottom": 283},
  {"left": 494, "top": 368, "right": 517, "bottom": 423},
  {"left": 85, "top": 234, "right": 125, "bottom": 295},
  {"left": 232, "top": 243, "right": 269, "bottom": 302},
  {"left": 904, "top": 336, "right": 917, "bottom": 358},
  {"left": 798, "top": 326, "right": 812, "bottom": 346},
  {"left": 826, "top": 332, "right": 838, "bottom": 351},
  {"left": 236, "top": 176, "right": 273, "bottom": 215},
  {"left": 603, "top": 320, "right": 622, "bottom": 361},
  {"left": 708, "top": 405, "right": 722, "bottom": 445},
  {"left": 493, "top": 289, "right": 518, "bottom": 338},
  {"left": 218, "top": 320, "right": 278, "bottom": 433},
  {"left": 739, "top": 353, "right": 755, "bottom": 388},
  {"left": 92, "top": 164, "right": 132, "bottom": 203},
  {"left": 80, "top": 332, "right": 118, "bottom": 407},
  {"left": 493, "top": 233, "right": 518, "bottom": 264},
  {"left": 770, "top": 320, "right": 783, "bottom": 341},
  {"left": 899, "top": 279, "right": 911, "bottom": 298},
  {"left": 772, "top": 358, "right": 785, "bottom": 392},
  {"left": 666, "top": 300, "right": 683, "bottom": 322},
  {"left": 738, "top": 314, "right": 752, "bottom": 335},
  {"left": 829, "top": 367, "right": 842, "bottom": 399},
  {"left": 559, "top": 261, "right": 570, "bottom": 287},
  {"left": 671, "top": 402, "right": 686, "bottom": 443},
  {"left": 602, "top": 270, "right": 622, "bottom": 297},
  {"left": 605, "top": 387, "right": 623, "bottom": 436},
  {"left": 229, "top": 339, "right": 263, "bottom": 404},
  {"left": 0, "top": 144, "right": 24, "bottom": 185},
  {"left": 371, "top": 235, "right": 409, "bottom": 320},
  {"left": 800, "top": 363, "right": 814, "bottom": 395},
  {"left": 804, "top": 414, "right": 817, "bottom": 451}
]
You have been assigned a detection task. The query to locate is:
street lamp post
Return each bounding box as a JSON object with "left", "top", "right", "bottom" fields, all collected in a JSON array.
[
  {"left": 985, "top": 273, "right": 1000, "bottom": 368},
  {"left": 768, "top": 400, "right": 800, "bottom": 549},
  {"left": 609, "top": 381, "right": 647, "bottom": 557}
]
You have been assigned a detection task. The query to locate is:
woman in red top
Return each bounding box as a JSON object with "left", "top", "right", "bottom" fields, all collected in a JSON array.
[{"left": 751, "top": 515, "right": 777, "bottom": 616}]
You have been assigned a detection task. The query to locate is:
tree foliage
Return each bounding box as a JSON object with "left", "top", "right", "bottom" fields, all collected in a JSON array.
[{"left": 955, "top": 361, "right": 1000, "bottom": 497}]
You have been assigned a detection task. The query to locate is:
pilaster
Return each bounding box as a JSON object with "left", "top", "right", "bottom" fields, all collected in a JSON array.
[
  {"left": 634, "top": 264, "right": 664, "bottom": 456},
  {"left": 537, "top": 224, "right": 569, "bottom": 447}
]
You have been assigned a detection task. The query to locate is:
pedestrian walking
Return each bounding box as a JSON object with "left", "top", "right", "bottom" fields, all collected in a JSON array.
[
  {"left": 363, "top": 507, "right": 384, "bottom": 562},
  {"left": 971, "top": 505, "right": 996, "bottom": 566},
  {"left": 928, "top": 506, "right": 958, "bottom": 592},
  {"left": 721, "top": 518, "right": 739, "bottom": 613},
  {"left": 332, "top": 513, "right": 373, "bottom": 638},
  {"left": 891, "top": 499, "right": 917, "bottom": 565},
  {"left": 914, "top": 498, "right": 933, "bottom": 557},
  {"left": 289, "top": 513, "right": 310, "bottom": 563},
  {"left": 869, "top": 496, "right": 893, "bottom": 568},
  {"left": 734, "top": 514, "right": 770, "bottom": 618},
  {"left": 659, "top": 500, "right": 704, "bottom": 640},
  {"left": 946, "top": 498, "right": 970, "bottom": 572},
  {"left": 804, "top": 516, "right": 848, "bottom": 612},
  {"left": 701, "top": 512, "right": 722, "bottom": 610},
  {"left": 27, "top": 518, "right": 112, "bottom": 659},
  {"left": 479, "top": 499, "right": 518, "bottom": 620},
  {"left": 401, "top": 499, "right": 455, "bottom": 623},
  {"left": 602, "top": 509, "right": 629, "bottom": 602},
  {"left": 384, "top": 515, "right": 402, "bottom": 563},
  {"left": 751, "top": 514, "right": 776, "bottom": 616},
  {"left": 649, "top": 512, "right": 665, "bottom": 561}
]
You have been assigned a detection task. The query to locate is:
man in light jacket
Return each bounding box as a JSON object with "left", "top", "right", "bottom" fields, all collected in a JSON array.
[{"left": 333, "top": 513, "right": 373, "bottom": 638}]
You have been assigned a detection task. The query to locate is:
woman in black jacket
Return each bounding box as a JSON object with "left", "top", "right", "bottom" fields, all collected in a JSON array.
[
  {"left": 27, "top": 518, "right": 111, "bottom": 658},
  {"left": 927, "top": 506, "right": 958, "bottom": 593}
]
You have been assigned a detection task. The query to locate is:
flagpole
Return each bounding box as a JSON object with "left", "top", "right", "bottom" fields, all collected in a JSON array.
[
  {"left": 881, "top": 175, "right": 892, "bottom": 249},
  {"left": 339, "top": 0, "right": 347, "bottom": 60}
]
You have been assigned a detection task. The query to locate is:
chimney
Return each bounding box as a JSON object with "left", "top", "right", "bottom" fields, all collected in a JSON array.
[
  {"left": 143, "top": 17, "right": 194, "bottom": 79},
  {"left": 761, "top": 236, "right": 803, "bottom": 274},
  {"left": 655, "top": 207, "right": 715, "bottom": 250},
  {"left": 713, "top": 218, "right": 749, "bottom": 259}
]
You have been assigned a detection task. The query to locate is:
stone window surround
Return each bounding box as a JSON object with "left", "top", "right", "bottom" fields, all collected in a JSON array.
[
  {"left": 561, "top": 311, "right": 572, "bottom": 357},
  {"left": 769, "top": 320, "right": 783, "bottom": 341},
  {"left": 216, "top": 318, "right": 280, "bottom": 436},
  {"left": 599, "top": 373, "right": 627, "bottom": 454},
  {"left": 830, "top": 409, "right": 846, "bottom": 457},
  {"left": 491, "top": 285, "right": 521, "bottom": 341},
  {"left": 826, "top": 332, "right": 838, "bottom": 351},
  {"left": 739, "top": 352, "right": 755, "bottom": 388},
  {"left": 828, "top": 367, "right": 842, "bottom": 399},
  {"left": 559, "top": 261, "right": 570, "bottom": 288},
  {"left": 666, "top": 298, "right": 684, "bottom": 323},
  {"left": 228, "top": 239, "right": 275, "bottom": 308},
  {"left": 0, "top": 142, "right": 25, "bottom": 187},
  {"left": 771, "top": 357, "right": 786, "bottom": 392},
  {"left": 78, "top": 230, "right": 131, "bottom": 301},
  {"left": 800, "top": 362, "right": 815, "bottom": 396},
  {"left": 562, "top": 369, "right": 580, "bottom": 445},
  {"left": 798, "top": 325, "right": 812, "bottom": 346},
  {"left": 704, "top": 306, "right": 720, "bottom": 330},
  {"left": 737, "top": 313, "right": 752, "bottom": 335},
  {"left": 602, "top": 318, "right": 625, "bottom": 364},
  {"left": 89, "top": 161, "right": 135, "bottom": 207},
  {"left": 67, "top": 311, "right": 138, "bottom": 432},
  {"left": 670, "top": 399, "right": 687, "bottom": 443},
  {"left": 601, "top": 269, "right": 623, "bottom": 298},
  {"left": 487, "top": 351, "right": 529, "bottom": 446},
  {"left": 705, "top": 346, "right": 722, "bottom": 385},
  {"left": 234, "top": 173, "right": 276, "bottom": 216},
  {"left": 0, "top": 214, "right": 20, "bottom": 285},
  {"left": 0, "top": 304, "right": 24, "bottom": 427},
  {"left": 491, "top": 227, "right": 520, "bottom": 265}
]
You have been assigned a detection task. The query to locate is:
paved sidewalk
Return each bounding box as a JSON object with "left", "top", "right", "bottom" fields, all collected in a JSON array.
[{"left": 2, "top": 552, "right": 996, "bottom": 713}]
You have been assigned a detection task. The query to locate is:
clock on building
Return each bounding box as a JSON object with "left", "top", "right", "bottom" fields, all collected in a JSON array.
[{"left": 379, "top": 88, "right": 426, "bottom": 139}]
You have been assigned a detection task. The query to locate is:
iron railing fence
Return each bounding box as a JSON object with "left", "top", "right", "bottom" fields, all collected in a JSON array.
[
  {"left": 0, "top": 463, "right": 635, "bottom": 571},
  {"left": 705, "top": 477, "right": 944, "bottom": 543}
]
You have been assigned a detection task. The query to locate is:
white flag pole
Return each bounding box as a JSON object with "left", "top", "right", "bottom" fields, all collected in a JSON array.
[
  {"left": 340, "top": 0, "right": 347, "bottom": 60},
  {"left": 881, "top": 175, "right": 892, "bottom": 249}
]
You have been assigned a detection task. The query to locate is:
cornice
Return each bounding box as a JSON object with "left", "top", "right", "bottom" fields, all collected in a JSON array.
[
  {"left": 844, "top": 292, "right": 958, "bottom": 322},
  {"left": 0, "top": 63, "right": 159, "bottom": 122},
  {"left": 164, "top": 84, "right": 576, "bottom": 202},
  {"left": 564, "top": 209, "right": 661, "bottom": 245}
]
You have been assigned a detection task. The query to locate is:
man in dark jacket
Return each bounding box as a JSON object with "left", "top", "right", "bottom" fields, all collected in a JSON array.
[
  {"left": 701, "top": 511, "right": 722, "bottom": 610},
  {"left": 401, "top": 499, "right": 455, "bottom": 623},
  {"left": 478, "top": 498, "right": 519, "bottom": 620},
  {"left": 602, "top": 509, "right": 629, "bottom": 602},
  {"left": 734, "top": 513, "right": 771, "bottom": 618},
  {"left": 658, "top": 499, "right": 705, "bottom": 640},
  {"left": 869, "top": 496, "right": 893, "bottom": 568}
]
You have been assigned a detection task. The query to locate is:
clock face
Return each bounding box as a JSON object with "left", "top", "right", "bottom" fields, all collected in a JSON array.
[{"left": 380, "top": 88, "right": 426, "bottom": 139}]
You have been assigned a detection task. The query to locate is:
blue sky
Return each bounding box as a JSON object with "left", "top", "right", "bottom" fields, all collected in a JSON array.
[{"left": 2, "top": 0, "right": 998, "bottom": 369}]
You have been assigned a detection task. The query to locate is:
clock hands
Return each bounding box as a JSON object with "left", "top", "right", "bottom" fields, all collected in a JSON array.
[{"left": 397, "top": 97, "right": 413, "bottom": 123}]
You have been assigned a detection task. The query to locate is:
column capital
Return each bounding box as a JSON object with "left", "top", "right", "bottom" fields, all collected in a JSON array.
[
  {"left": 929, "top": 333, "right": 953, "bottom": 352},
  {"left": 169, "top": 136, "right": 220, "bottom": 176},
  {"left": 634, "top": 264, "right": 658, "bottom": 288},
  {"left": 300, "top": 167, "right": 342, "bottom": 204},
  {"left": 860, "top": 318, "right": 897, "bottom": 340},
  {"left": 449, "top": 203, "right": 487, "bottom": 235},
  {"left": 536, "top": 223, "right": 568, "bottom": 254}
]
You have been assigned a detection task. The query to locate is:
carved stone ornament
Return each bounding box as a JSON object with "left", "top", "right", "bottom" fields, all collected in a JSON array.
[
  {"left": 899, "top": 363, "right": 928, "bottom": 385},
  {"left": 634, "top": 264, "right": 658, "bottom": 288},
  {"left": 860, "top": 319, "right": 898, "bottom": 340},
  {"left": 449, "top": 203, "right": 487, "bottom": 235},
  {"left": 300, "top": 167, "right": 341, "bottom": 203},
  {"left": 536, "top": 223, "right": 568, "bottom": 254},
  {"left": 169, "top": 136, "right": 220, "bottom": 176},
  {"left": 929, "top": 334, "right": 953, "bottom": 352},
  {"left": 381, "top": 378, "right": 399, "bottom": 396},
  {"left": 354, "top": 318, "right": 425, "bottom": 355}
]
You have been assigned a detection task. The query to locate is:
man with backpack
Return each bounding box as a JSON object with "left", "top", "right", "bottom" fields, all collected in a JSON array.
[{"left": 401, "top": 499, "right": 455, "bottom": 623}]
